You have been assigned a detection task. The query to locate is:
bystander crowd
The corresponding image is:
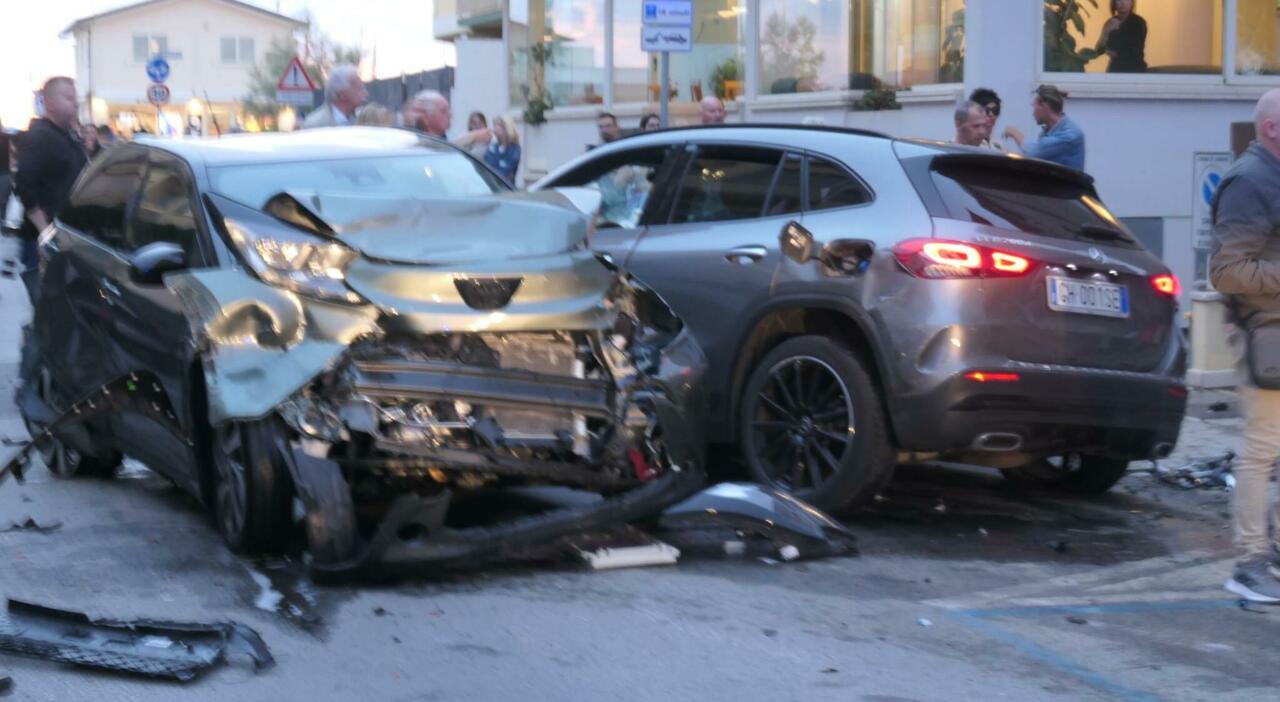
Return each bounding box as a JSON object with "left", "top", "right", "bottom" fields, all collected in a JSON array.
[
  {"left": 953, "top": 100, "right": 989, "bottom": 147},
  {"left": 484, "top": 114, "right": 521, "bottom": 185}
]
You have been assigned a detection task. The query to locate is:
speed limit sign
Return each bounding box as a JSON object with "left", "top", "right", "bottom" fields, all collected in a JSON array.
[{"left": 146, "top": 83, "right": 171, "bottom": 106}]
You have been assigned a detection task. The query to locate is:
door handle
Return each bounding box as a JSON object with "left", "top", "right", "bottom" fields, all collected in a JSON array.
[{"left": 724, "top": 245, "right": 768, "bottom": 265}]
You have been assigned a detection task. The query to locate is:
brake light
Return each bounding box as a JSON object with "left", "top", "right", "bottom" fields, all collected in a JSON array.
[
  {"left": 894, "top": 239, "right": 1033, "bottom": 279},
  {"left": 966, "top": 371, "right": 1021, "bottom": 383},
  {"left": 1151, "top": 274, "right": 1181, "bottom": 296}
]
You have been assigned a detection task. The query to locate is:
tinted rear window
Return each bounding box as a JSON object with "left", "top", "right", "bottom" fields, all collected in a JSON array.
[{"left": 930, "top": 164, "right": 1137, "bottom": 246}]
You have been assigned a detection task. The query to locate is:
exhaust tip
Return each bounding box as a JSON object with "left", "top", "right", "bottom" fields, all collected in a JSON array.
[{"left": 973, "top": 432, "right": 1024, "bottom": 453}]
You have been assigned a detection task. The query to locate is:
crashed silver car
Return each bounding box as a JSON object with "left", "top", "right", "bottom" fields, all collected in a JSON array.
[{"left": 7, "top": 127, "right": 709, "bottom": 573}]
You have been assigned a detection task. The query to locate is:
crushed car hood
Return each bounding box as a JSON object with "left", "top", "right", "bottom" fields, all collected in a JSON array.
[{"left": 280, "top": 190, "right": 591, "bottom": 265}]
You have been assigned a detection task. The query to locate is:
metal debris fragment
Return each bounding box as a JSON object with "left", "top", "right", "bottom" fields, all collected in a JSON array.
[
  {"left": 1143, "top": 452, "right": 1236, "bottom": 490},
  {"left": 1, "top": 517, "right": 62, "bottom": 534}
]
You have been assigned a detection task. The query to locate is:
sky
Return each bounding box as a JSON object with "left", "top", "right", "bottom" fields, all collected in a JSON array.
[{"left": 0, "top": 0, "right": 456, "bottom": 127}]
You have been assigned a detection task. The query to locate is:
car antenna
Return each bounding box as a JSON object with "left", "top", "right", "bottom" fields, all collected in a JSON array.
[{"left": 203, "top": 90, "right": 222, "bottom": 138}]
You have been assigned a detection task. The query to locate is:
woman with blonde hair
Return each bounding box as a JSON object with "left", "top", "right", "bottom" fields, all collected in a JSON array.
[
  {"left": 483, "top": 114, "right": 521, "bottom": 185},
  {"left": 354, "top": 104, "right": 394, "bottom": 126}
]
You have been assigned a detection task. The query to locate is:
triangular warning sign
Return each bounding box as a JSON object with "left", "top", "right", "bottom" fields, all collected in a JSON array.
[{"left": 277, "top": 56, "right": 317, "bottom": 91}]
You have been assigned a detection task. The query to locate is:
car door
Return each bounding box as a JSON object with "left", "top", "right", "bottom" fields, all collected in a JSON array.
[
  {"left": 99, "top": 150, "right": 208, "bottom": 491},
  {"left": 42, "top": 147, "right": 147, "bottom": 401},
  {"left": 541, "top": 144, "right": 686, "bottom": 266},
  {"left": 623, "top": 144, "right": 804, "bottom": 423}
]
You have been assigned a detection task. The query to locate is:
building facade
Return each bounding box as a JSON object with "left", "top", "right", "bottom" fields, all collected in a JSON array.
[
  {"left": 65, "top": 0, "right": 305, "bottom": 136},
  {"left": 436, "top": 0, "right": 1280, "bottom": 300}
]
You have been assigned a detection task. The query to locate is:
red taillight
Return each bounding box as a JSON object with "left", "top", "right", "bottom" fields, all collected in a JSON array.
[
  {"left": 894, "top": 239, "right": 1033, "bottom": 279},
  {"left": 966, "top": 371, "right": 1021, "bottom": 383},
  {"left": 1151, "top": 274, "right": 1181, "bottom": 296}
]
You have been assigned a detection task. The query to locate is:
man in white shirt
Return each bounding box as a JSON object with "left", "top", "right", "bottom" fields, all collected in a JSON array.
[{"left": 302, "top": 65, "right": 367, "bottom": 129}]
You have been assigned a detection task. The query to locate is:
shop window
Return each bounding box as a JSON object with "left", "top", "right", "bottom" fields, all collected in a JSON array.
[
  {"left": 1044, "top": 0, "right": 1223, "bottom": 75},
  {"left": 1235, "top": 0, "right": 1280, "bottom": 76},
  {"left": 613, "top": 0, "right": 746, "bottom": 105},
  {"left": 514, "top": 0, "right": 608, "bottom": 108},
  {"left": 757, "top": 0, "right": 965, "bottom": 96}
]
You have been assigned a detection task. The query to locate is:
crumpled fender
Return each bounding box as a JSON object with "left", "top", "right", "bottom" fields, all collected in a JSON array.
[{"left": 165, "top": 270, "right": 379, "bottom": 424}]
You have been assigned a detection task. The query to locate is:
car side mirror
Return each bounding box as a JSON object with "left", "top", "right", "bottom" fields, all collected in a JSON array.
[{"left": 129, "top": 241, "right": 187, "bottom": 285}]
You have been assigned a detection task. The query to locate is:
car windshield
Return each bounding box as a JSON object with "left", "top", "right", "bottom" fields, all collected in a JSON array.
[{"left": 208, "top": 153, "right": 505, "bottom": 208}]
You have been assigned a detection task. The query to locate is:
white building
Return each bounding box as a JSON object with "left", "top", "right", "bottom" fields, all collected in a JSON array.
[
  {"left": 436, "top": 0, "right": 1280, "bottom": 297},
  {"left": 64, "top": 0, "right": 305, "bottom": 135}
]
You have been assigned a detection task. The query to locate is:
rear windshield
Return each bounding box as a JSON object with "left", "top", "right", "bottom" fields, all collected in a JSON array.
[
  {"left": 930, "top": 163, "right": 1137, "bottom": 247},
  {"left": 209, "top": 154, "right": 505, "bottom": 208}
]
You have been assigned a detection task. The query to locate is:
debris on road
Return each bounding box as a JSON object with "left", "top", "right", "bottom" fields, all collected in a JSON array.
[
  {"left": 567, "top": 527, "right": 681, "bottom": 570},
  {"left": 0, "top": 675, "right": 11, "bottom": 697},
  {"left": 1066, "top": 616, "right": 1089, "bottom": 625},
  {"left": 917, "top": 618, "right": 933, "bottom": 627},
  {"left": 0, "top": 599, "right": 274, "bottom": 681},
  {"left": 1, "top": 517, "right": 62, "bottom": 534},
  {"left": 1137, "top": 453, "right": 1236, "bottom": 490}
]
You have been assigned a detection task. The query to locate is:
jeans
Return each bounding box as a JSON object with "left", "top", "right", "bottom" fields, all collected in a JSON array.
[{"left": 1235, "top": 383, "right": 1280, "bottom": 560}]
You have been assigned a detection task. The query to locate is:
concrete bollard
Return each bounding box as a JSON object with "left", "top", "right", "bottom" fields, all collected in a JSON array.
[{"left": 1187, "top": 290, "right": 1236, "bottom": 389}]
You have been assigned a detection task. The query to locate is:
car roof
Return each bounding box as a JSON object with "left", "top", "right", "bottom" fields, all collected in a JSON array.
[{"left": 135, "top": 126, "right": 460, "bottom": 166}]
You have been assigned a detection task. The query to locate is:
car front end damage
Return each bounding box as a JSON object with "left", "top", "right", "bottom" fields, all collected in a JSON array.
[{"left": 172, "top": 189, "right": 709, "bottom": 572}]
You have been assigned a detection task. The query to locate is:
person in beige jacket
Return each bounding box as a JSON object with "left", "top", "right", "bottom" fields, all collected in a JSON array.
[
  {"left": 1210, "top": 88, "right": 1280, "bottom": 604},
  {"left": 301, "top": 65, "right": 367, "bottom": 129}
]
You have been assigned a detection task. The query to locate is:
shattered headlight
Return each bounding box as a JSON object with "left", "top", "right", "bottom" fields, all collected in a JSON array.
[{"left": 224, "top": 219, "right": 364, "bottom": 304}]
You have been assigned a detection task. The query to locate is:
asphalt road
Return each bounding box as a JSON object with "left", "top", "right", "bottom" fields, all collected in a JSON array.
[{"left": 1, "top": 238, "right": 1277, "bottom": 702}]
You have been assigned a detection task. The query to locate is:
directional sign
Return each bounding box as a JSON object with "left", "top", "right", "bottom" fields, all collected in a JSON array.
[
  {"left": 146, "top": 56, "right": 170, "bottom": 83},
  {"left": 643, "top": 1, "right": 694, "bottom": 26},
  {"left": 146, "top": 83, "right": 171, "bottom": 106},
  {"left": 642, "top": 25, "right": 693, "bottom": 53}
]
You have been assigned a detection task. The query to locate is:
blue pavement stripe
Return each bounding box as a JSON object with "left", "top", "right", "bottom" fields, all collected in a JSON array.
[{"left": 951, "top": 611, "right": 1166, "bottom": 702}]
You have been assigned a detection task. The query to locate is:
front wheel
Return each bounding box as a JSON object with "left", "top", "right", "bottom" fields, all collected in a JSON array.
[
  {"left": 211, "top": 418, "right": 292, "bottom": 554},
  {"left": 739, "top": 336, "right": 895, "bottom": 511}
]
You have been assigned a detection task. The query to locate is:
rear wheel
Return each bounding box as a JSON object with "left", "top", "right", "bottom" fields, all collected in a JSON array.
[
  {"left": 211, "top": 418, "right": 292, "bottom": 554},
  {"left": 1004, "top": 453, "right": 1131, "bottom": 494},
  {"left": 739, "top": 336, "right": 894, "bottom": 511}
]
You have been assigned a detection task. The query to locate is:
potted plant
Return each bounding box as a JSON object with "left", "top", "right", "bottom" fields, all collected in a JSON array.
[{"left": 1044, "top": 0, "right": 1101, "bottom": 73}]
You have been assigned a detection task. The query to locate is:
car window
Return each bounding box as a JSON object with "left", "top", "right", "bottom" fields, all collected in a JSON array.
[
  {"left": 670, "top": 147, "right": 784, "bottom": 224},
  {"left": 764, "top": 153, "right": 804, "bottom": 217},
  {"left": 808, "top": 156, "right": 871, "bottom": 211},
  {"left": 546, "top": 147, "right": 670, "bottom": 229},
  {"left": 208, "top": 153, "right": 503, "bottom": 209},
  {"left": 127, "top": 157, "right": 198, "bottom": 258},
  {"left": 60, "top": 148, "right": 146, "bottom": 250}
]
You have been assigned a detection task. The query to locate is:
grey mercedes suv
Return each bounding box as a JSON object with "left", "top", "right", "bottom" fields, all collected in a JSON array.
[{"left": 533, "top": 125, "right": 1187, "bottom": 511}]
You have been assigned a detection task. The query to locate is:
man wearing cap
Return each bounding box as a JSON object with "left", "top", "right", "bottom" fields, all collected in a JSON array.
[{"left": 1003, "top": 85, "right": 1086, "bottom": 171}]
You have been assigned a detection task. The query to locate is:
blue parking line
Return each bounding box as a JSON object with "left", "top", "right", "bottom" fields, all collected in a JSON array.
[{"left": 948, "top": 599, "right": 1243, "bottom": 702}]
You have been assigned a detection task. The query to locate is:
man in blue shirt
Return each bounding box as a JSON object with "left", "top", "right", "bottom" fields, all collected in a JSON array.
[{"left": 1003, "top": 85, "right": 1086, "bottom": 172}]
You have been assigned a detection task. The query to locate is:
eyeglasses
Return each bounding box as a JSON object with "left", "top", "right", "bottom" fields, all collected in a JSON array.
[{"left": 983, "top": 104, "right": 1001, "bottom": 118}]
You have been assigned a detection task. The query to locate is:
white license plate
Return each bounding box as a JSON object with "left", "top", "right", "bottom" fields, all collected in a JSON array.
[{"left": 1046, "top": 277, "right": 1130, "bottom": 318}]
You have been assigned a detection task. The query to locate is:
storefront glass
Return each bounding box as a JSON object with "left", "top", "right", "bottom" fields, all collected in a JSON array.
[
  {"left": 613, "top": 0, "right": 747, "bottom": 105},
  {"left": 1044, "top": 0, "right": 1223, "bottom": 75},
  {"left": 757, "top": 0, "right": 965, "bottom": 96}
]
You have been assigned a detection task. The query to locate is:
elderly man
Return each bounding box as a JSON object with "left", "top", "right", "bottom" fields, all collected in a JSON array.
[
  {"left": 1211, "top": 88, "right": 1280, "bottom": 604},
  {"left": 14, "top": 77, "right": 87, "bottom": 271},
  {"left": 1003, "top": 85, "right": 1085, "bottom": 171},
  {"left": 403, "top": 90, "right": 452, "bottom": 139},
  {"left": 302, "top": 65, "right": 367, "bottom": 128},
  {"left": 953, "top": 100, "right": 989, "bottom": 147},
  {"left": 699, "top": 96, "right": 726, "bottom": 125}
]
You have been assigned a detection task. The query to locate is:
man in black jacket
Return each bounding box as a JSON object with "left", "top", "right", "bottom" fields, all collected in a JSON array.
[{"left": 14, "top": 76, "right": 87, "bottom": 270}]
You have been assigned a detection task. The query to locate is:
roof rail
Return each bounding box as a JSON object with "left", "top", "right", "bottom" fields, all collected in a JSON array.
[{"left": 613, "top": 122, "right": 891, "bottom": 144}]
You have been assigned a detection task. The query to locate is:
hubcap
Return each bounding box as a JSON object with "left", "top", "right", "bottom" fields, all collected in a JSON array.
[
  {"left": 214, "top": 425, "right": 248, "bottom": 540},
  {"left": 748, "top": 356, "right": 855, "bottom": 492}
]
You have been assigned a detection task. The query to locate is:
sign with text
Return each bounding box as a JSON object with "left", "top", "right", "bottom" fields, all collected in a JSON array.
[
  {"left": 643, "top": 1, "right": 693, "bottom": 26},
  {"left": 642, "top": 25, "right": 693, "bottom": 53},
  {"left": 146, "top": 83, "right": 170, "bottom": 106},
  {"left": 1192, "top": 152, "right": 1231, "bottom": 250}
]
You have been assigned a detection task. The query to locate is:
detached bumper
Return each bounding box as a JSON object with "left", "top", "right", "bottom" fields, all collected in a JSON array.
[{"left": 891, "top": 366, "right": 1187, "bottom": 458}]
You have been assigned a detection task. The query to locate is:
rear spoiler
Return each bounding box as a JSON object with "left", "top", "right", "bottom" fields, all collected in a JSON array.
[{"left": 895, "top": 148, "right": 1097, "bottom": 220}]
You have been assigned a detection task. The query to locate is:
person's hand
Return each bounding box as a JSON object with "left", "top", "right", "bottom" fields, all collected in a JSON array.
[
  {"left": 27, "top": 208, "right": 49, "bottom": 232},
  {"left": 1003, "top": 125, "right": 1025, "bottom": 148}
]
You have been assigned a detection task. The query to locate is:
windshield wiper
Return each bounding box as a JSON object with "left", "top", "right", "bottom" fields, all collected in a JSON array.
[{"left": 1076, "top": 224, "right": 1129, "bottom": 242}]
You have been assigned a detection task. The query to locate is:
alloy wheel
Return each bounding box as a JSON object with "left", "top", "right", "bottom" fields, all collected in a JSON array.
[
  {"left": 214, "top": 424, "right": 249, "bottom": 541},
  {"left": 748, "top": 356, "right": 856, "bottom": 492}
]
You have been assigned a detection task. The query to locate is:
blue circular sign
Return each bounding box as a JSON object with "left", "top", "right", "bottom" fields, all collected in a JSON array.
[
  {"left": 1202, "top": 171, "right": 1222, "bottom": 206},
  {"left": 146, "top": 57, "right": 170, "bottom": 83}
]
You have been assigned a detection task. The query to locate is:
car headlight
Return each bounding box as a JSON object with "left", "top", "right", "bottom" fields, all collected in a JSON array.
[{"left": 224, "top": 218, "right": 364, "bottom": 304}]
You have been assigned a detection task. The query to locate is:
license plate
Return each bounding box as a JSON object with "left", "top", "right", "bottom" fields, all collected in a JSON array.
[{"left": 1046, "top": 277, "right": 1129, "bottom": 318}]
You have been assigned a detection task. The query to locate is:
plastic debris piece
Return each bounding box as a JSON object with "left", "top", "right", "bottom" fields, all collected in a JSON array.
[
  {"left": 0, "top": 675, "right": 11, "bottom": 697},
  {"left": 2, "top": 517, "right": 62, "bottom": 534},
  {"left": 1066, "top": 616, "right": 1088, "bottom": 625},
  {"left": 1152, "top": 452, "right": 1235, "bottom": 490},
  {"left": 779, "top": 545, "right": 801, "bottom": 561},
  {"left": 917, "top": 617, "right": 933, "bottom": 627}
]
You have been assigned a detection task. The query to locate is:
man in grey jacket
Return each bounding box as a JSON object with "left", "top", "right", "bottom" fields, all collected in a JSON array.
[{"left": 1210, "top": 88, "right": 1280, "bottom": 603}]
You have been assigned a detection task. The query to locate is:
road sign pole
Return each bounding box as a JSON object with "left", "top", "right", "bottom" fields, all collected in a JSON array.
[{"left": 660, "top": 51, "right": 670, "bottom": 129}]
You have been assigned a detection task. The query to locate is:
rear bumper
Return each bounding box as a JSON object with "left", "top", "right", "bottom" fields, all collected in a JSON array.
[{"left": 891, "top": 365, "right": 1187, "bottom": 458}]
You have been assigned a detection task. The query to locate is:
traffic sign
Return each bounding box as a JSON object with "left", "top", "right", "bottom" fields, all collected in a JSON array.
[
  {"left": 277, "top": 56, "right": 317, "bottom": 91},
  {"left": 642, "top": 26, "right": 693, "bottom": 52},
  {"left": 146, "top": 56, "right": 170, "bottom": 83},
  {"left": 146, "top": 83, "right": 171, "bottom": 106},
  {"left": 643, "top": 1, "right": 693, "bottom": 26}
]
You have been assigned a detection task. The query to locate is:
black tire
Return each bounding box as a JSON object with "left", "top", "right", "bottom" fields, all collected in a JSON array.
[
  {"left": 1004, "top": 454, "right": 1131, "bottom": 495},
  {"left": 24, "top": 366, "right": 121, "bottom": 479},
  {"left": 211, "top": 418, "right": 292, "bottom": 554},
  {"left": 739, "top": 335, "right": 895, "bottom": 511}
]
